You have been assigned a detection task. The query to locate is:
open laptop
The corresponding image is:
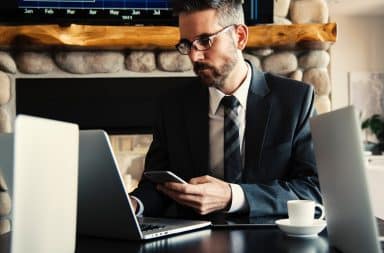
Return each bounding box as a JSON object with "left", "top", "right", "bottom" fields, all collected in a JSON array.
[
  {"left": 0, "top": 115, "right": 79, "bottom": 253},
  {"left": 310, "top": 106, "right": 384, "bottom": 253},
  {"left": 77, "top": 130, "right": 211, "bottom": 240}
]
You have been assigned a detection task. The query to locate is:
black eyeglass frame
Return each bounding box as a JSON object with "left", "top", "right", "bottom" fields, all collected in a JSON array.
[{"left": 175, "top": 25, "right": 236, "bottom": 55}]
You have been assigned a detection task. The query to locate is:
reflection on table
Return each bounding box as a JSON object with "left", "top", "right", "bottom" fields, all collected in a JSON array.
[{"left": 75, "top": 227, "right": 331, "bottom": 253}]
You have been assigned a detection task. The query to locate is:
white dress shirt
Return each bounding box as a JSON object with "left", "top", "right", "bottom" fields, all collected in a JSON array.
[{"left": 208, "top": 63, "right": 251, "bottom": 213}]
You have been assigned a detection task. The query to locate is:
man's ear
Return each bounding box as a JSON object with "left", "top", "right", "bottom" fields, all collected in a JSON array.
[{"left": 234, "top": 24, "right": 249, "bottom": 50}]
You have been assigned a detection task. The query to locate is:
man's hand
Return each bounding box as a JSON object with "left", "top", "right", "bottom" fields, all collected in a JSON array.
[{"left": 157, "top": 175, "right": 232, "bottom": 215}]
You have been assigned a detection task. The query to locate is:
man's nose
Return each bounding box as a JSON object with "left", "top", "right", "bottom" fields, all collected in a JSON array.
[{"left": 188, "top": 48, "right": 204, "bottom": 62}]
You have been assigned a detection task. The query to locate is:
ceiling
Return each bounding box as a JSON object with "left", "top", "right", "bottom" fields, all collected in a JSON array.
[{"left": 327, "top": 0, "right": 384, "bottom": 16}]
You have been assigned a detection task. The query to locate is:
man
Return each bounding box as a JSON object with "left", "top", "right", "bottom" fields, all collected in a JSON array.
[{"left": 130, "top": 0, "right": 322, "bottom": 218}]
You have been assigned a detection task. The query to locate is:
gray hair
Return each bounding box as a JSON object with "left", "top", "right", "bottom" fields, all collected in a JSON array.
[{"left": 172, "top": 0, "right": 245, "bottom": 26}]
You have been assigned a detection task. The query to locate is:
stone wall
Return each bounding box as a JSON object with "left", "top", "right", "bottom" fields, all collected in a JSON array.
[
  {"left": 0, "top": 46, "right": 332, "bottom": 133},
  {"left": 0, "top": 0, "right": 332, "bottom": 231},
  {"left": 0, "top": 172, "right": 11, "bottom": 235}
]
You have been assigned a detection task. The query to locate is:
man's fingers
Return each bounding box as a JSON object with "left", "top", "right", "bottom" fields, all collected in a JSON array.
[
  {"left": 157, "top": 177, "right": 232, "bottom": 215},
  {"left": 162, "top": 182, "right": 203, "bottom": 195},
  {"left": 160, "top": 186, "right": 222, "bottom": 215},
  {"left": 162, "top": 182, "right": 187, "bottom": 191},
  {"left": 189, "top": 175, "right": 213, "bottom": 184},
  {"left": 159, "top": 186, "right": 201, "bottom": 203},
  {"left": 158, "top": 186, "right": 204, "bottom": 209}
]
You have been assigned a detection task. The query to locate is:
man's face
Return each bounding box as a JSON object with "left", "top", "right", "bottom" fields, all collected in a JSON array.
[{"left": 178, "top": 9, "right": 240, "bottom": 89}]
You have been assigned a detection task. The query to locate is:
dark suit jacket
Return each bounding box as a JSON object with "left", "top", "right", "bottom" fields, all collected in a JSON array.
[{"left": 131, "top": 62, "right": 322, "bottom": 218}]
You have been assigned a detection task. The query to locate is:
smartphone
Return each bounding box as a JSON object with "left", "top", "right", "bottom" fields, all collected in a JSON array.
[{"left": 143, "top": 171, "right": 187, "bottom": 184}]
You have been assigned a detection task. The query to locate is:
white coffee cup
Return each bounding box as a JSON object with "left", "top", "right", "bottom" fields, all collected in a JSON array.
[{"left": 287, "top": 200, "right": 325, "bottom": 226}]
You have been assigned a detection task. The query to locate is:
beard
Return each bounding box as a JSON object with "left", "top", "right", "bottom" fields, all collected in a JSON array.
[{"left": 193, "top": 49, "right": 238, "bottom": 89}]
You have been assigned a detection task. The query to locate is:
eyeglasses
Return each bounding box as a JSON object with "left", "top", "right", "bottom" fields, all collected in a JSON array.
[{"left": 175, "top": 25, "right": 235, "bottom": 55}]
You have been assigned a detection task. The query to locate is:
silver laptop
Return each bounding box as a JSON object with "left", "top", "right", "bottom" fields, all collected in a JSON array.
[
  {"left": 0, "top": 115, "right": 79, "bottom": 253},
  {"left": 77, "top": 130, "right": 211, "bottom": 240},
  {"left": 310, "top": 106, "right": 384, "bottom": 253}
]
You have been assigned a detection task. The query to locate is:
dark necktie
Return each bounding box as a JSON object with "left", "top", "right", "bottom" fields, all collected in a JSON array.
[{"left": 221, "top": 96, "right": 242, "bottom": 183}]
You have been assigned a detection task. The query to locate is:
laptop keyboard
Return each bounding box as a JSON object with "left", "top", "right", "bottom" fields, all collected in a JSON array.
[{"left": 140, "top": 223, "right": 166, "bottom": 232}]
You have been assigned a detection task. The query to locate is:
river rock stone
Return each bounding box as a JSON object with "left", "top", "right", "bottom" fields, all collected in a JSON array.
[
  {"left": 0, "top": 219, "right": 10, "bottom": 235},
  {"left": 262, "top": 52, "right": 298, "bottom": 75},
  {"left": 289, "top": 69, "right": 303, "bottom": 81},
  {"left": 243, "top": 53, "right": 261, "bottom": 70},
  {"left": 303, "top": 68, "right": 330, "bottom": 96},
  {"left": 249, "top": 48, "right": 274, "bottom": 58},
  {"left": 290, "top": 0, "right": 329, "bottom": 24},
  {"left": 0, "top": 108, "right": 11, "bottom": 133},
  {"left": 55, "top": 51, "right": 124, "bottom": 74},
  {"left": 299, "top": 50, "right": 330, "bottom": 69},
  {"left": 274, "top": 16, "right": 292, "bottom": 25},
  {"left": 0, "top": 172, "right": 7, "bottom": 192},
  {"left": 0, "top": 52, "right": 17, "bottom": 74},
  {"left": 157, "top": 51, "right": 192, "bottom": 72},
  {"left": 16, "top": 51, "right": 56, "bottom": 74},
  {"left": 315, "top": 95, "right": 331, "bottom": 113},
  {"left": 0, "top": 72, "right": 10, "bottom": 105},
  {"left": 125, "top": 51, "right": 156, "bottom": 72},
  {"left": 274, "top": 0, "right": 291, "bottom": 17},
  {"left": 0, "top": 192, "right": 11, "bottom": 216}
]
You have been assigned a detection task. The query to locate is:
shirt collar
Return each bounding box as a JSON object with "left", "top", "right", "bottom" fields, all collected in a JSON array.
[{"left": 209, "top": 63, "right": 252, "bottom": 115}]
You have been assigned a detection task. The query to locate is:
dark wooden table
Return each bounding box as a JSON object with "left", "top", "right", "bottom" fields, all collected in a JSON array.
[
  {"left": 1, "top": 227, "right": 332, "bottom": 253},
  {"left": 75, "top": 227, "right": 332, "bottom": 253},
  {"left": 3, "top": 218, "right": 383, "bottom": 253}
]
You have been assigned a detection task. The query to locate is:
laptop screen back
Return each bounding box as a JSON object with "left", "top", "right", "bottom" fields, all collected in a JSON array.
[
  {"left": 310, "top": 106, "right": 382, "bottom": 253},
  {"left": 10, "top": 115, "right": 79, "bottom": 253}
]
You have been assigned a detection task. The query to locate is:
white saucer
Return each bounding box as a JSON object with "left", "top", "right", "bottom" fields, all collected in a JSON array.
[{"left": 275, "top": 219, "right": 327, "bottom": 238}]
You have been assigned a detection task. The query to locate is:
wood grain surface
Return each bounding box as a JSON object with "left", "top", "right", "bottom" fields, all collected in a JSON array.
[{"left": 0, "top": 23, "right": 337, "bottom": 50}]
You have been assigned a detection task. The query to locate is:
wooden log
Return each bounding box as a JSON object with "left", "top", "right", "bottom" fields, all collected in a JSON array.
[
  {"left": 247, "top": 23, "right": 337, "bottom": 48},
  {"left": 0, "top": 23, "right": 337, "bottom": 50}
]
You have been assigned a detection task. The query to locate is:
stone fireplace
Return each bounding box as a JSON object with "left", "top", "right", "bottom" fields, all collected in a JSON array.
[
  {"left": 0, "top": 45, "right": 332, "bottom": 189},
  {"left": 0, "top": 0, "right": 335, "bottom": 235},
  {"left": 0, "top": 47, "right": 332, "bottom": 130}
]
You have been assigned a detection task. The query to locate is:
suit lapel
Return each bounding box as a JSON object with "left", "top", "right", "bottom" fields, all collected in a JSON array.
[
  {"left": 182, "top": 64, "right": 271, "bottom": 179},
  {"left": 244, "top": 67, "right": 271, "bottom": 181},
  {"left": 185, "top": 83, "right": 210, "bottom": 177}
]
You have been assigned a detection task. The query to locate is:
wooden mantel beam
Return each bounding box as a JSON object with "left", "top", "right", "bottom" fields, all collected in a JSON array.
[
  {"left": 0, "top": 23, "right": 336, "bottom": 50},
  {"left": 248, "top": 23, "right": 336, "bottom": 48}
]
